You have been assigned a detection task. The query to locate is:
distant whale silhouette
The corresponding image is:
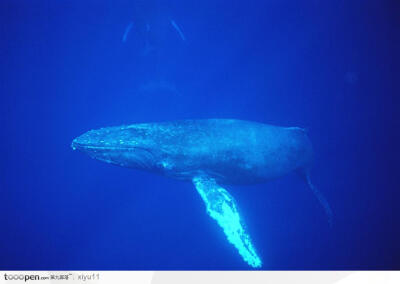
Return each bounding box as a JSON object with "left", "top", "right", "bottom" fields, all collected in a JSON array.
[{"left": 71, "top": 119, "right": 332, "bottom": 268}]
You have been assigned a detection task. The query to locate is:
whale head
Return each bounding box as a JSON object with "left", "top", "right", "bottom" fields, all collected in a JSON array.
[{"left": 71, "top": 125, "right": 159, "bottom": 170}]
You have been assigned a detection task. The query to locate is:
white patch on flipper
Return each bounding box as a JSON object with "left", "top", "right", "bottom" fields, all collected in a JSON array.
[{"left": 193, "top": 176, "right": 262, "bottom": 268}]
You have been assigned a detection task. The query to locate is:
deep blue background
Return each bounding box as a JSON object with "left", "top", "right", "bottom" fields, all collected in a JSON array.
[{"left": 1, "top": 0, "right": 399, "bottom": 270}]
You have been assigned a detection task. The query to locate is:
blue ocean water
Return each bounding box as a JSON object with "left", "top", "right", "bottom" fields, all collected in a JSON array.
[{"left": 0, "top": 0, "right": 398, "bottom": 270}]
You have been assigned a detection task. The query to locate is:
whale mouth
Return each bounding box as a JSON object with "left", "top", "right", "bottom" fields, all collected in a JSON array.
[
  {"left": 71, "top": 138, "right": 156, "bottom": 169},
  {"left": 71, "top": 125, "right": 158, "bottom": 169},
  {"left": 71, "top": 140, "right": 154, "bottom": 156},
  {"left": 71, "top": 141, "right": 135, "bottom": 151}
]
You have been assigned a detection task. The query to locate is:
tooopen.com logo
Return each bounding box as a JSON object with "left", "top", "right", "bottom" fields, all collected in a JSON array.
[{"left": 4, "top": 274, "right": 40, "bottom": 281}]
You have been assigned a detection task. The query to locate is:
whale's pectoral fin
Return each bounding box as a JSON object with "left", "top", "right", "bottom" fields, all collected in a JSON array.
[{"left": 192, "top": 176, "right": 262, "bottom": 268}]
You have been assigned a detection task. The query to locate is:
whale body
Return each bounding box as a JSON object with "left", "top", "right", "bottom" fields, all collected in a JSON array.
[{"left": 71, "top": 119, "right": 332, "bottom": 268}]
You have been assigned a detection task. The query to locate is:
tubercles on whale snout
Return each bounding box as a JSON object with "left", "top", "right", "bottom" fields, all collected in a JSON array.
[{"left": 70, "top": 126, "right": 158, "bottom": 169}]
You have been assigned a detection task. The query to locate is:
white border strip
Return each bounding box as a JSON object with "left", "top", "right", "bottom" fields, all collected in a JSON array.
[{"left": 0, "top": 271, "right": 399, "bottom": 284}]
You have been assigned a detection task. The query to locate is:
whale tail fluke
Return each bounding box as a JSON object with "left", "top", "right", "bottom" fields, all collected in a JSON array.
[{"left": 299, "top": 169, "right": 333, "bottom": 227}]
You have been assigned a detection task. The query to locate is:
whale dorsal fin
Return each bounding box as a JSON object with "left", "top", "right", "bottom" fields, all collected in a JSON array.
[{"left": 192, "top": 175, "right": 262, "bottom": 268}]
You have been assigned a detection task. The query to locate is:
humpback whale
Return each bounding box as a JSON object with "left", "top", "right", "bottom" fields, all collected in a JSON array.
[{"left": 71, "top": 119, "right": 332, "bottom": 268}]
